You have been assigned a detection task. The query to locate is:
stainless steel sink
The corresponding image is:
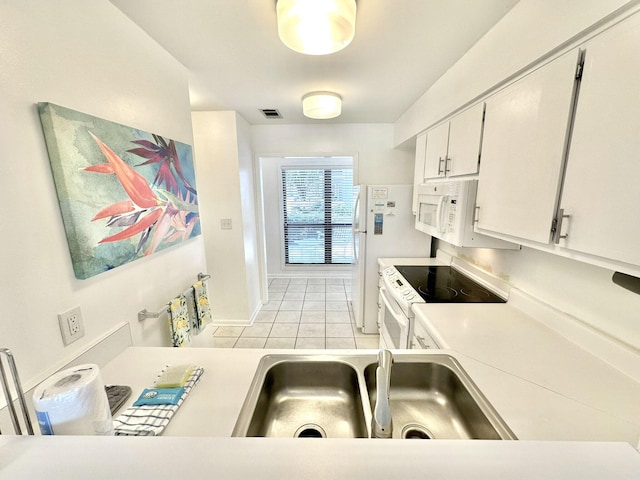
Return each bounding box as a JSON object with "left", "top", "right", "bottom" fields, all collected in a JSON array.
[
  {"left": 363, "top": 355, "right": 514, "bottom": 439},
  {"left": 232, "top": 356, "right": 369, "bottom": 438},
  {"left": 232, "top": 353, "right": 515, "bottom": 440}
]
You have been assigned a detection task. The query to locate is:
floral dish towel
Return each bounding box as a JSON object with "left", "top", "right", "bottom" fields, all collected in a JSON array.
[
  {"left": 168, "top": 294, "right": 191, "bottom": 347},
  {"left": 193, "top": 280, "right": 212, "bottom": 330}
]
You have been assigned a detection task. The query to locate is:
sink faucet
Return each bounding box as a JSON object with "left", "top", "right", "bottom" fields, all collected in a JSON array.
[{"left": 371, "top": 349, "right": 393, "bottom": 438}]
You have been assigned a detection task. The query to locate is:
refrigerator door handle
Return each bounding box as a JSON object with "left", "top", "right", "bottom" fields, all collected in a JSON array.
[
  {"left": 352, "top": 192, "right": 366, "bottom": 262},
  {"left": 352, "top": 192, "right": 361, "bottom": 228},
  {"left": 353, "top": 231, "right": 358, "bottom": 263}
]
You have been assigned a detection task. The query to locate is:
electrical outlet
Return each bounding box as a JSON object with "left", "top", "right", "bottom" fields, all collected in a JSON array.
[{"left": 58, "top": 306, "right": 85, "bottom": 346}]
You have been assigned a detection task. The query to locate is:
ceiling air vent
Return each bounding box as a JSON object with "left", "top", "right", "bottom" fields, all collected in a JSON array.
[{"left": 260, "top": 108, "right": 282, "bottom": 119}]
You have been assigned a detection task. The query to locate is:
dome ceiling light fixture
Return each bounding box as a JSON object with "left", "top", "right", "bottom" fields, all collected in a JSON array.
[
  {"left": 302, "top": 92, "right": 342, "bottom": 119},
  {"left": 276, "top": 0, "right": 357, "bottom": 55}
]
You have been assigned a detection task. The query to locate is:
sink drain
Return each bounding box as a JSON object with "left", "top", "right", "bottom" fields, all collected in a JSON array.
[
  {"left": 401, "top": 424, "right": 434, "bottom": 440},
  {"left": 294, "top": 424, "right": 327, "bottom": 438}
]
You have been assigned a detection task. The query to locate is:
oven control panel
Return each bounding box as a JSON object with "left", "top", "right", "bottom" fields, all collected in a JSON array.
[{"left": 382, "top": 267, "right": 419, "bottom": 304}]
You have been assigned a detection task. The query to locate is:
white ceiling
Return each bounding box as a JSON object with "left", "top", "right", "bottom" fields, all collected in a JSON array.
[{"left": 109, "top": 0, "right": 520, "bottom": 125}]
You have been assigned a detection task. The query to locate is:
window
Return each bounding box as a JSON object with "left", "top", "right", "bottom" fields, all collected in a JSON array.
[{"left": 281, "top": 162, "right": 353, "bottom": 265}]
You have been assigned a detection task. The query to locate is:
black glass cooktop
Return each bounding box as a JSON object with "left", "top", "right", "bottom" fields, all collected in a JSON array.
[{"left": 393, "top": 265, "right": 506, "bottom": 304}]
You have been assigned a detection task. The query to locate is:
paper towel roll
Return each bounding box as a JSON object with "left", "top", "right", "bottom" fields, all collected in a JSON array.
[{"left": 32, "top": 363, "right": 113, "bottom": 435}]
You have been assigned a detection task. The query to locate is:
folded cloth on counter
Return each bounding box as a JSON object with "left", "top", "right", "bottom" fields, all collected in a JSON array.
[
  {"left": 168, "top": 294, "right": 191, "bottom": 348},
  {"left": 193, "top": 280, "right": 212, "bottom": 330},
  {"left": 113, "top": 365, "right": 204, "bottom": 436}
]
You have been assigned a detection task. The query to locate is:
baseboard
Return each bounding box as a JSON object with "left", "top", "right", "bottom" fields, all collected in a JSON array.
[{"left": 268, "top": 272, "right": 351, "bottom": 279}]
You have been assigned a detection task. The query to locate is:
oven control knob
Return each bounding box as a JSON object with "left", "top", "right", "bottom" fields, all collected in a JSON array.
[{"left": 401, "top": 289, "right": 415, "bottom": 300}]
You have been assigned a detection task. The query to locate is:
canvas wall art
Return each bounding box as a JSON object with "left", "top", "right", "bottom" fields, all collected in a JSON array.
[{"left": 39, "top": 103, "right": 201, "bottom": 279}]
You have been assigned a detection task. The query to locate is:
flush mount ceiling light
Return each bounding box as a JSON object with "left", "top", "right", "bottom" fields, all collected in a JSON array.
[
  {"left": 302, "top": 92, "right": 342, "bottom": 119},
  {"left": 276, "top": 0, "right": 356, "bottom": 55}
]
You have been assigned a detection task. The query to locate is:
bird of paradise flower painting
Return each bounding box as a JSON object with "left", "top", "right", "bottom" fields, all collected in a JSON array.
[{"left": 38, "top": 103, "right": 201, "bottom": 279}]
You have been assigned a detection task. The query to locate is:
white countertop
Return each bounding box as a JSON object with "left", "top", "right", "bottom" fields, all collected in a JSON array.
[
  {"left": 2, "top": 346, "right": 639, "bottom": 479},
  {"left": 413, "top": 299, "right": 640, "bottom": 444},
  {"left": 2, "top": 435, "right": 639, "bottom": 480}
]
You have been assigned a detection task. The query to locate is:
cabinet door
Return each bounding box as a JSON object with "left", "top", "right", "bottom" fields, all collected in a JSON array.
[
  {"left": 446, "top": 102, "right": 485, "bottom": 177},
  {"left": 475, "top": 50, "right": 580, "bottom": 244},
  {"left": 412, "top": 131, "right": 427, "bottom": 214},
  {"left": 558, "top": 14, "right": 640, "bottom": 266},
  {"left": 423, "top": 122, "right": 449, "bottom": 179}
]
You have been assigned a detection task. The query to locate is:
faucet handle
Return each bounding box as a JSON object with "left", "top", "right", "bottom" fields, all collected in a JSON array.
[{"left": 378, "top": 349, "right": 393, "bottom": 371}]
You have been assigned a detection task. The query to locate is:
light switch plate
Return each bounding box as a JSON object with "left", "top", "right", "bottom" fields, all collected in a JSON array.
[
  {"left": 220, "top": 218, "right": 232, "bottom": 230},
  {"left": 58, "top": 306, "right": 85, "bottom": 345}
]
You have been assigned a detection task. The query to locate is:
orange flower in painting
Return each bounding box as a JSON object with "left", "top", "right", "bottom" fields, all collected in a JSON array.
[
  {"left": 83, "top": 133, "right": 199, "bottom": 256},
  {"left": 84, "top": 133, "right": 164, "bottom": 249},
  {"left": 89, "top": 133, "right": 159, "bottom": 209}
]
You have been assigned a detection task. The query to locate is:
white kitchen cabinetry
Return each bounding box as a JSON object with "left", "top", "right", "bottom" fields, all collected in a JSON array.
[
  {"left": 412, "top": 131, "right": 427, "bottom": 214},
  {"left": 412, "top": 103, "right": 484, "bottom": 214},
  {"left": 475, "top": 50, "right": 581, "bottom": 244},
  {"left": 556, "top": 13, "right": 640, "bottom": 268},
  {"left": 411, "top": 317, "right": 439, "bottom": 349},
  {"left": 423, "top": 103, "right": 485, "bottom": 180},
  {"left": 423, "top": 122, "right": 450, "bottom": 179}
]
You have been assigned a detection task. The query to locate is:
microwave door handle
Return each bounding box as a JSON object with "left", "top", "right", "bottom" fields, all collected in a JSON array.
[{"left": 436, "top": 196, "right": 447, "bottom": 234}]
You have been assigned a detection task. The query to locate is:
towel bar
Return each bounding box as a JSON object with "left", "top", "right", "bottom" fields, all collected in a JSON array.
[
  {"left": 138, "top": 273, "right": 210, "bottom": 322},
  {"left": 0, "top": 348, "right": 34, "bottom": 435},
  {"left": 137, "top": 306, "right": 169, "bottom": 322}
]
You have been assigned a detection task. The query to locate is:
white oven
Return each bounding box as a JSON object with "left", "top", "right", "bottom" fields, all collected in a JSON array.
[
  {"left": 378, "top": 286, "right": 412, "bottom": 349},
  {"left": 378, "top": 267, "right": 423, "bottom": 349}
]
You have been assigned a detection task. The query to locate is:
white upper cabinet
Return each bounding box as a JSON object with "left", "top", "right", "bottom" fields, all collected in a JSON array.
[
  {"left": 423, "top": 121, "right": 451, "bottom": 179},
  {"left": 412, "top": 131, "right": 427, "bottom": 214},
  {"left": 475, "top": 50, "right": 581, "bottom": 244},
  {"left": 557, "top": 13, "right": 640, "bottom": 267},
  {"left": 420, "top": 103, "right": 485, "bottom": 181},
  {"left": 445, "top": 102, "right": 486, "bottom": 178}
]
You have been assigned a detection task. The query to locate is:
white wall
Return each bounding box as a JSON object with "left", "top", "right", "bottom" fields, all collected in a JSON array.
[
  {"left": 192, "top": 112, "right": 261, "bottom": 323},
  {"left": 0, "top": 1, "right": 206, "bottom": 389},
  {"left": 394, "top": 0, "right": 636, "bottom": 146},
  {"left": 237, "top": 116, "right": 263, "bottom": 317},
  {"left": 393, "top": 0, "right": 640, "bottom": 351},
  {"left": 252, "top": 123, "right": 415, "bottom": 277},
  {"left": 252, "top": 123, "right": 414, "bottom": 186}
]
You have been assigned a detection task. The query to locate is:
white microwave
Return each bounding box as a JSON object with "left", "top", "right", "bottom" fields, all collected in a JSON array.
[{"left": 415, "top": 179, "right": 518, "bottom": 249}]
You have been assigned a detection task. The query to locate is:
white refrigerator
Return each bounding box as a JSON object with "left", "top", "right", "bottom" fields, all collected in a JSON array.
[{"left": 351, "top": 185, "right": 431, "bottom": 334}]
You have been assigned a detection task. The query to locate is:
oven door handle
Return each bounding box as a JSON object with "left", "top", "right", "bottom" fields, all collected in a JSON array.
[{"left": 379, "top": 286, "right": 408, "bottom": 326}]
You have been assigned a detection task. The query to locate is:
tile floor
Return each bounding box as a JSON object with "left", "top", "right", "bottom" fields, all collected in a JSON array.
[{"left": 209, "top": 277, "right": 381, "bottom": 349}]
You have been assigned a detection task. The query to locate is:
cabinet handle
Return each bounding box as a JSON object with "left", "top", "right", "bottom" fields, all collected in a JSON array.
[
  {"left": 444, "top": 156, "right": 451, "bottom": 174},
  {"left": 437, "top": 157, "right": 445, "bottom": 176},
  {"left": 415, "top": 336, "right": 431, "bottom": 349},
  {"left": 473, "top": 206, "right": 480, "bottom": 224},
  {"left": 553, "top": 208, "right": 571, "bottom": 244}
]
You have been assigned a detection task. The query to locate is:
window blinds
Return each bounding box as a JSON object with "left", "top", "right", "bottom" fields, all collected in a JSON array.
[{"left": 281, "top": 167, "right": 354, "bottom": 265}]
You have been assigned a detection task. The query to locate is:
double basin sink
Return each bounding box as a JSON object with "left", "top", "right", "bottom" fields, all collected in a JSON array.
[{"left": 232, "top": 353, "right": 516, "bottom": 440}]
